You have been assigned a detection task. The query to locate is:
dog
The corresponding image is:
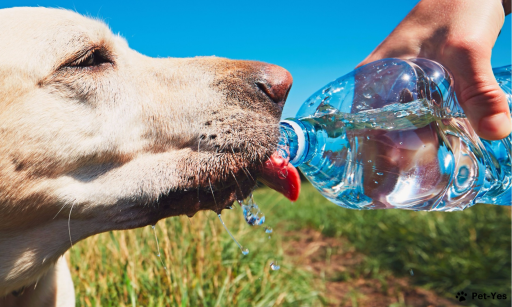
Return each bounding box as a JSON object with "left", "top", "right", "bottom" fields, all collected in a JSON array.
[{"left": 0, "top": 7, "right": 294, "bottom": 306}]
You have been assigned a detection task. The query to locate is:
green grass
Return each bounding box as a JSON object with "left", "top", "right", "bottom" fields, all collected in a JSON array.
[
  {"left": 70, "top": 183, "right": 511, "bottom": 306},
  {"left": 70, "top": 195, "right": 321, "bottom": 307},
  {"left": 256, "top": 183, "right": 512, "bottom": 305}
]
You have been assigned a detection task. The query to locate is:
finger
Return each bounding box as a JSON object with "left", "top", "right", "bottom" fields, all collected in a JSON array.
[{"left": 450, "top": 55, "right": 511, "bottom": 140}]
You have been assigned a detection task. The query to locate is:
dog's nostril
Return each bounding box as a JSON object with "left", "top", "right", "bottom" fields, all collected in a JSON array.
[
  {"left": 256, "top": 81, "right": 271, "bottom": 98},
  {"left": 257, "top": 65, "right": 293, "bottom": 107}
]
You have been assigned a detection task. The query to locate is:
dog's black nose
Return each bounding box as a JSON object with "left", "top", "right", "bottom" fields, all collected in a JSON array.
[{"left": 256, "top": 64, "right": 293, "bottom": 108}]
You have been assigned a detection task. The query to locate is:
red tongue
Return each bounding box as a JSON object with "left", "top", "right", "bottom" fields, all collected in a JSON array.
[{"left": 259, "top": 152, "right": 301, "bottom": 201}]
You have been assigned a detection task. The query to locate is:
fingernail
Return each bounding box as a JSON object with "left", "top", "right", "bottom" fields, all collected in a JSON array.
[{"left": 478, "top": 112, "right": 512, "bottom": 139}]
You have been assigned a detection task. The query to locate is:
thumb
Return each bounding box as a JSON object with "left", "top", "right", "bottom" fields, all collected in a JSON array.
[{"left": 450, "top": 57, "right": 511, "bottom": 141}]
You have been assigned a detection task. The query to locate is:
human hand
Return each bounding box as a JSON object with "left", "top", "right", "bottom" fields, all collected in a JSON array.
[{"left": 358, "top": 0, "right": 511, "bottom": 140}]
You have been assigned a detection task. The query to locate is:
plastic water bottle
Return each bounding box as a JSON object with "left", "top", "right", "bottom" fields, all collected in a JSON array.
[{"left": 279, "top": 58, "right": 511, "bottom": 211}]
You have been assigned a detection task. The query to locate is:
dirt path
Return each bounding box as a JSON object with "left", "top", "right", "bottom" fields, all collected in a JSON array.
[{"left": 284, "top": 229, "right": 462, "bottom": 307}]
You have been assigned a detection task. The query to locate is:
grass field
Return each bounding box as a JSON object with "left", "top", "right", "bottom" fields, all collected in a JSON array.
[{"left": 70, "top": 183, "right": 511, "bottom": 306}]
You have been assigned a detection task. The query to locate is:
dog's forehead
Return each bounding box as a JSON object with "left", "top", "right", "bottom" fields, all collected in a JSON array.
[{"left": 0, "top": 7, "right": 116, "bottom": 77}]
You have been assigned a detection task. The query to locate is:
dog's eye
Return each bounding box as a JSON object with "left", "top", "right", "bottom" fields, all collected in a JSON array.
[{"left": 69, "top": 50, "right": 111, "bottom": 68}]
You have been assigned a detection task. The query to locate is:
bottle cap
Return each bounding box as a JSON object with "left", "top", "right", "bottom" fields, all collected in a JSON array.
[{"left": 281, "top": 119, "right": 305, "bottom": 165}]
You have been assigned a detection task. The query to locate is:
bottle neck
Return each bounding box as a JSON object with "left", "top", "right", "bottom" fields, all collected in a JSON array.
[{"left": 279, "top": 119, "right": 308, "bottom": 167}]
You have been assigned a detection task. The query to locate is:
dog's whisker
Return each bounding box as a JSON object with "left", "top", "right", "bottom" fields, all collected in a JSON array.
[
  {"left": 68, "top": 202, "right": 75, "bottom": 249},
  {"left": 263, "top": 153, "right": 275, "bottom": 168},
  {"left": 245, "top": 167, "right": 255, "bottom": 181},
  {"left": 240, "top": 167, "right": 250, "bottom": 180},
  {"left": 208, "top": 178, "right": 219, "bottom": 210},
  {"left": 53, "top": 203, "right": 68, "bottom": 220},
  {"left": 241, "top": 166, "right": 255, "bottom": 182},
  {"left": 230, "top": 170, "right": 242, "bottom": 194}
]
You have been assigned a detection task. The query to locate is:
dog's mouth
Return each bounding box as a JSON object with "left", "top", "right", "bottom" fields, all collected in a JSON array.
[{"left": 147, "top": 151, "right": 300, "bottom": 224}]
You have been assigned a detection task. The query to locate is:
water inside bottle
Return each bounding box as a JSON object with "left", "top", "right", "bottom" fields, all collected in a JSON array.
[
  {"left": 287, "top": 98, "right": 509, "bottom": 210},
  {"left": 281, "top": 60, "right": 511, "bottom": 211}
]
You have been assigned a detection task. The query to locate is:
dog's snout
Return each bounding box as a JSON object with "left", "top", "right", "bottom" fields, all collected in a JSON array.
[{"left": 256, "top": 64, "right": 293, "bottom": 108}]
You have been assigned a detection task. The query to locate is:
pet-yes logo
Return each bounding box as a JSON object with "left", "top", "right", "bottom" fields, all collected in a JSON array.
[
  {"left": 456, "top": 292, "right": 467, "bottom": 302},
  {"left": 455, "top": 291, "right": 507, "bottom": 302}
]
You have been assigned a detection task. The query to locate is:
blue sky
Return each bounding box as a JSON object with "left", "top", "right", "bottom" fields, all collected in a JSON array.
[{"left": 2, "top": 1, "right": 511, "bottom": 118}]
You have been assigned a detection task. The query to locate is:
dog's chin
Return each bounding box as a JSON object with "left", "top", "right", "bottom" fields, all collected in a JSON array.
[
  {"left": 109, "top": 176, "right": 257, "bottom": 231},
  {"left": 160, "top": 178, "right": 256, "bottom": 217}
]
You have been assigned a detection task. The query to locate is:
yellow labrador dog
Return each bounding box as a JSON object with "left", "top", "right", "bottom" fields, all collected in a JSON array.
[{"left": 0, "top": 7, "right": 297, "bottom": 306}]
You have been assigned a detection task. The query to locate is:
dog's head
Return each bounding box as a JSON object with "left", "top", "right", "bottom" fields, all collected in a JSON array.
[{"left": 0, "top": 7, "right": 292, "bottom": 291}]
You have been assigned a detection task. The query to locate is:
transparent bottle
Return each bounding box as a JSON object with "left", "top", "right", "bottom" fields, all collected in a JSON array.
[{"left": 280, "top": 58, "right": 511, "bottom": 211}]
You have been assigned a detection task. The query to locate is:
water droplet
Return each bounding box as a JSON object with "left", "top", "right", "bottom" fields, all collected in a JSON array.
[
  {"left": 268, "top": 236, "right": 271, "bottom": 239},
  {"left": 217, "top": 214, "right": 248, "bottom": 255},
  {"left": 363, "top": 93, "right": 372, "bottom": 99},
  {"left": 322, "top": 86, "right": 331, "bottom": 94},
  {"left": 366, "top": 136, "right": 370, "bottom": 140},
  {"left": 374, "top": 181, "right": 378, "bottom": 184},
  {"left": 270, "top": 262, "right": 280, "bottom": 270},
  {"left": 394, "top": 110, "right": 409, "bottom": 118},
  {"left": 376, "top": 172, "right": 384, "bottom": 176},
  {"left": 367, "top": 160, "right": 372, "bottom": 163},
  {"left": 265, "top": 227, "right": 273, "bottom": 234},
  {"left": 278, "top": 169, "right": 288, "bottom": 179},
  {"left": 151, "top": 224, "right": 167, "bottom": 271},
  {"left": 399, "top": 142, "right": 403, "bottom": 145},
  {"left": 241, "top": 194, "right": 265, "bottom": 226},
  {"left": 410, "top": 269, "right": 414, "bottom": 276},
  {"left": 224, "top": 204, "right": 234, "bottom": 210}
]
